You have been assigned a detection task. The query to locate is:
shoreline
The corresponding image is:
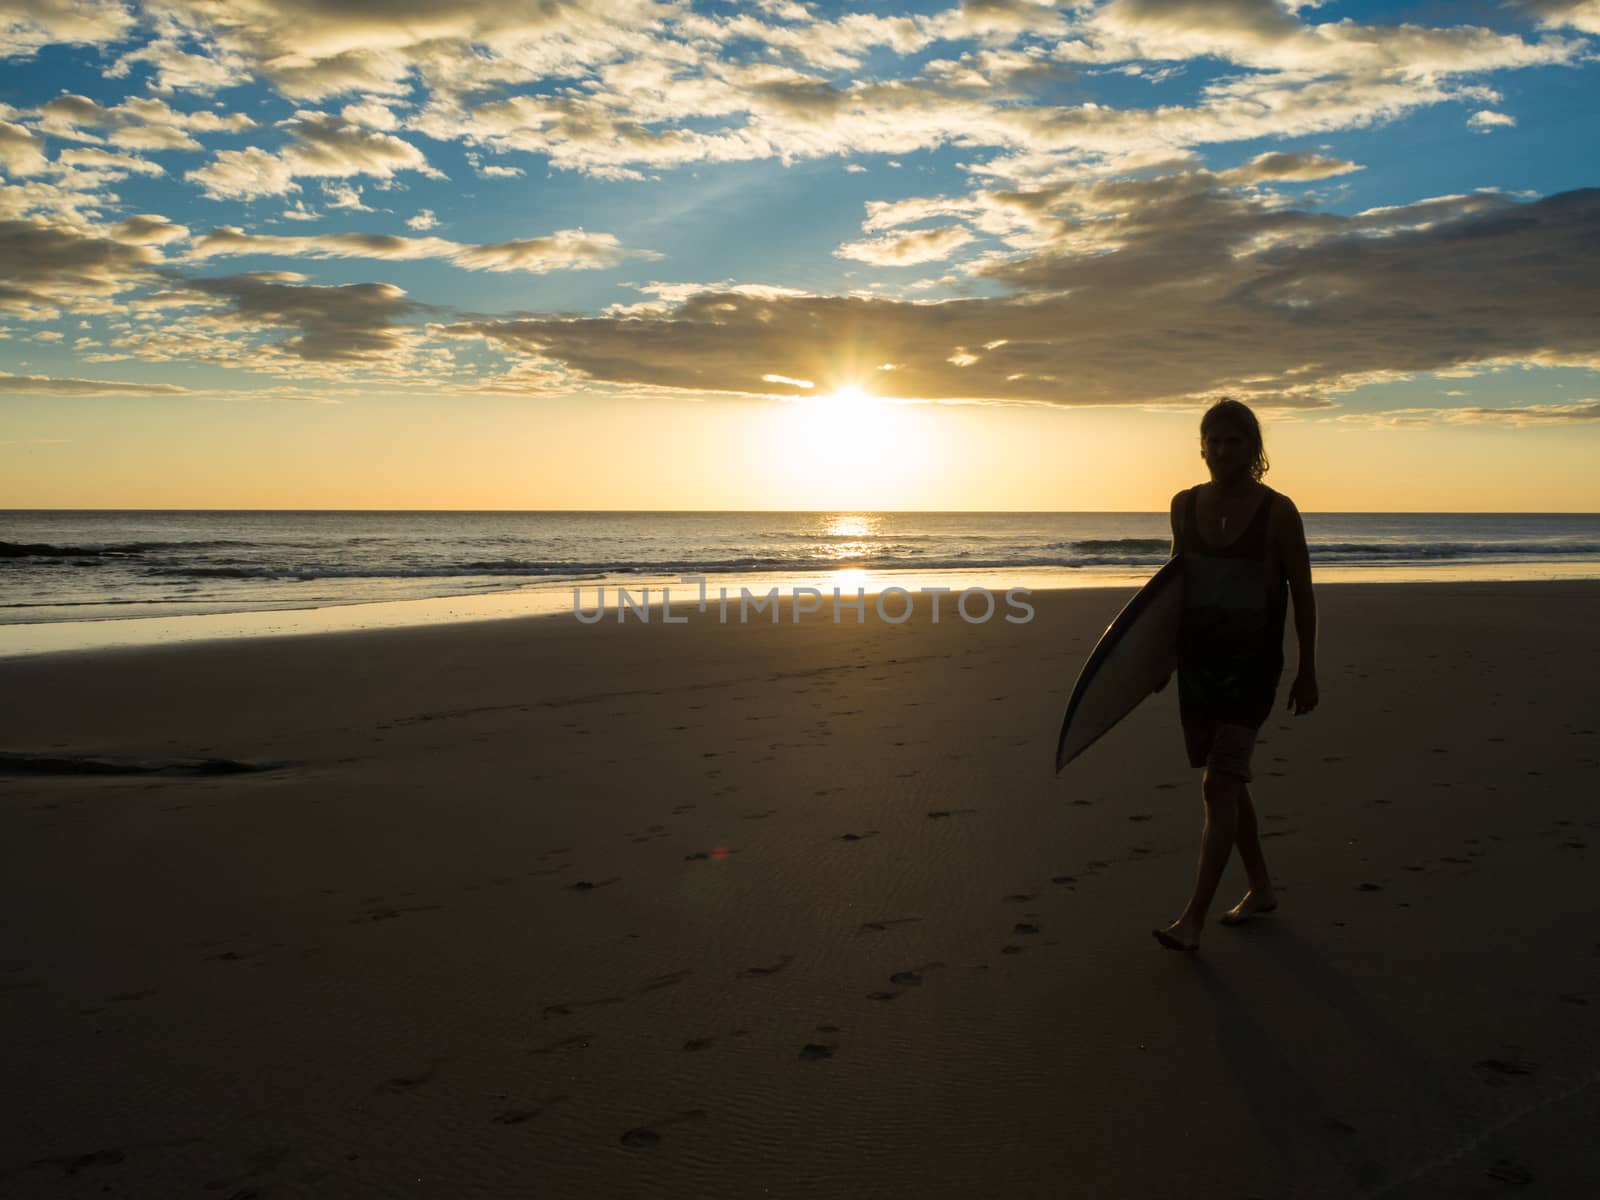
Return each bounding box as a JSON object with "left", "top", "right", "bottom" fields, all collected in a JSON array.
[{"left": 4, "top": 561, "right": 1600, "bottom": 660}]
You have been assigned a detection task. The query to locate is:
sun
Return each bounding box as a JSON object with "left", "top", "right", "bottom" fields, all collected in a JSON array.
[{"left": 765, "top": 381, "right": 937, "bottom": 506}]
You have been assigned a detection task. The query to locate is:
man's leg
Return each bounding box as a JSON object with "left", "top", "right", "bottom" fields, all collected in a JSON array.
[
  {"left": 1154, "top": 767, "right": 1240, "bottom": 951},
  {"left": 1220, "top": 784, "right": 1278, "bottom": 923}
]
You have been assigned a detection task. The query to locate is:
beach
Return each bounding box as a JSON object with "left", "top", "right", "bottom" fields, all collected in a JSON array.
[{"left": 3, "top": 580, "right": 1599, "bottom": 1198}]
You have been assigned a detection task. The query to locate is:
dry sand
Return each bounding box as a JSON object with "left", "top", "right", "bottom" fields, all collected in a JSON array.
[{"left": 2, "top": 581, "right": 1599, "bottom": 1198}]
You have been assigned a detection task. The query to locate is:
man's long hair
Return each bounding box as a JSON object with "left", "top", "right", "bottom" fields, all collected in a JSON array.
[{"left": 1200, "top": 397, "right": 1269, "bottom": 482}]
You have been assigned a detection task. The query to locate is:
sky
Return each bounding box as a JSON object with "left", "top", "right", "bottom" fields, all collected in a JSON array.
[{"left": 1, "top": 0, "right": 1598, "bottom": 512}]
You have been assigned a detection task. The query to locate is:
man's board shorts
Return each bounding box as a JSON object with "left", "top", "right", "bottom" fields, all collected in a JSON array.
[{"left": 1183, "top": 720, "right": 1259, "bottom": 781}]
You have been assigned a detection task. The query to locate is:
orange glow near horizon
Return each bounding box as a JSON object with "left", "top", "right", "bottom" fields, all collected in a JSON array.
[{"left": 3, "top": 386, "right": 1598, "bottom": 512}]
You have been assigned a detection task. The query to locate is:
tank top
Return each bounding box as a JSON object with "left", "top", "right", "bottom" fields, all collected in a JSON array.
[{"left": 1176, "top": 485, "right": 1288, "bottom": 727}]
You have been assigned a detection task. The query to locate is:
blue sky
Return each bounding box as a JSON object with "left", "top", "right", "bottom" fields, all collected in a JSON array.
[{"left": 2, "top": 1, "right": 1598, "bottom": 509}]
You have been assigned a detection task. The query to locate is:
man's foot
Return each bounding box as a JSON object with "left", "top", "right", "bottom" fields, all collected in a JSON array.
[
  {"left": 1152, "top": 919, "right": 1200, "bottom": 953},
  {"left": 1218, "top": 891, "right": 1278, "bottom": 926}
]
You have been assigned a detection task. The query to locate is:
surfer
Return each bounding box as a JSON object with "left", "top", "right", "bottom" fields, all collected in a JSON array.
[{"left": 1153, "top": 398, "right": 1318, "bottom": 953}]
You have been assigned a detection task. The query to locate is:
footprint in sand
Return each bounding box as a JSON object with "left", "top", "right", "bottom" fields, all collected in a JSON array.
[
  {"left": 858, "top": 917, "right": 922, "bottom": 933},
  {"left": 566, "top": 878, "right": 620, "bottom": 891},
  {"left": 530, "top": 1032, "right": 593, "bottom": 1055},
  {"left": 739, "top": 955, "right": 794, "bottom": 979},
  {"left": 376, "top": 1061, "right": 442, "bottom": 1093},
  {"left": 634, "top": 969, "right": 692, "bottom": 995},
  {"left": 1473, "top": 1052, "right": 1537, "bottom": 1084},
  {"left": 619, "top": 1109, "right": 708, "bottom": 1149},
  {"left": 354, "top": 903, "right": 444, "bottom": 924},
  {"left": 491, "top": 1094, "right": 565, "bottom": 1125},
  {"left": 1486, "top": 1160, "right": 1533, "bottom": 1185},
  {"left": 837, "top": 831, "right": 879, "bottom": 842}
]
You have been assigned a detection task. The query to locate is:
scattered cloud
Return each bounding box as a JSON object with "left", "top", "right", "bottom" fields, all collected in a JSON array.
[
  {"left": 1467, "top": 109, "right": 1518, "bottom": 132},
  {"left": 0, "top": 369, "right": 191, "bottom": 395},
  {"left": 835, "top": 224, "right": 976, "bottom": 265},
  {"left": 33, "top": 94, "right": 256, "bottom": 152},
  {"left": 185, "top": 225, "right": 648, "bottom": 274},
  {"left": 169, "top": 271, "right": 422, "bottom": 363},
  {"left": 1512, "top": 1, "right": 1600, "bottom": 35},
  {"left": 0, "top": 216, "right": 169, "bottom": 318},
  {"left": 1339, "top": 400, "right": 1600, "bottom": 427},
  {"left": 186, "top": 112, "right": 440, "bottom": 200},
  {"left": 0, "top": 120, "right": 49, "bottom": 175},
  {"left": 0, "top": 0, "right": 136, "bottom": 59}
]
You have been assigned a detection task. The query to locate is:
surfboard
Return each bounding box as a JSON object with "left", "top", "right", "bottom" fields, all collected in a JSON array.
[{"left": 1055, "top": 556, "right": 1184, "bottom": 773}]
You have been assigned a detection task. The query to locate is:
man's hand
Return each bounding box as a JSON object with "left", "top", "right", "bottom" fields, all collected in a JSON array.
[{"left": 1287, "top": 673, "right": 1319, "bottom": 715}]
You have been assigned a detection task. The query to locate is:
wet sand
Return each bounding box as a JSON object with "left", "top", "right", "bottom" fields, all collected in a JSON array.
[{"left": 3, "top": 581, "right": 1599, "bottom": 1197}]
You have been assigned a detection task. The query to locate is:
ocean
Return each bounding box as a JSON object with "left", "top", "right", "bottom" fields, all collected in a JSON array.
[{"left": 4, "top": 509, "right": 1598, "bottom": 633}]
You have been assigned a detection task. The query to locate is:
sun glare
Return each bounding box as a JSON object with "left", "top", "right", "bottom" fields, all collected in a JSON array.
[{"left": 766, "top": 382, "right": 936, "bottom": 506}]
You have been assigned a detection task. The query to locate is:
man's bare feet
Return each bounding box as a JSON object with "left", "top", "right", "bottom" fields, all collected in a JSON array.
[
  {"left": 1218, "top": 890, "right": 1278, "bottom": 926},
  {"left": 1152, "top": 918, "right": 1200, "bottom": 953}
]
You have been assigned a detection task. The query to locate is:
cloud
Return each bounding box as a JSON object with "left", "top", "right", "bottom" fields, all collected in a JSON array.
[
  {"left": 1467, "top": 110, "right": 1517, "bottom": 132},
  {"left": 185, "top": 225, "right": 645, "bottom": 274},
  {"left": 50, "top": 146, "right": 165, "bottom": 184},
  {"left": 0, "top": 216, "right": 166, "bottom": 318},
  {"left": 437, "top": 186, "right": 1600, "bottom": 408},
  {"left": 105, "top": 26, "right": 253, "bottom": 93},
  {"left": 120, "top": 0, "right": 677, "bottom": 100},
  {"left": 34, "top": 94, "right": 256, "bottom": 152},
  {"left": 0, "top": 0, "right": 135, "bottom": 59},
  {"left": 0, "top": 369, "right": 191, "bottom": 395},
  {"left": 185, "top": 146, "right": 298, "bottom": 202},
  {"left": 186, "top": 112, "right": 439, "bottom": 200},
  {"left": 835, "top": 224, "right": 976, "bottom": 265},
  {"left": 406, "top": 208, "right": 439, "bottom": 231},
  {"left": 111, "top": 214, "right": 190, "bottom": 244},
  {"left": 339, "top": 101, "right": 400, "bottom": 130},
  {"left": 0, "top": 120, "right": 48, "bottom": 175},
  {"left": 1073, "top": 0, "right": 1580, "bottom": 78},
  {"left": 1512, "top": 1, "right": 1600, "bottom": 35},
  {"left": 1339, "top": 400, "right": 1600, "bottom": 428},
  {"left": 11, "top": 0, "right": 1561, "bottom": 196},
  {"left": 1218, "top": 151, "right": 1363, "bottom": 185},
  {"left": 320, "top": 181, "right": 372, "bottom": 211},
  {"left": 172, "top": 271, "right": 421, "bottom": 362}
]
